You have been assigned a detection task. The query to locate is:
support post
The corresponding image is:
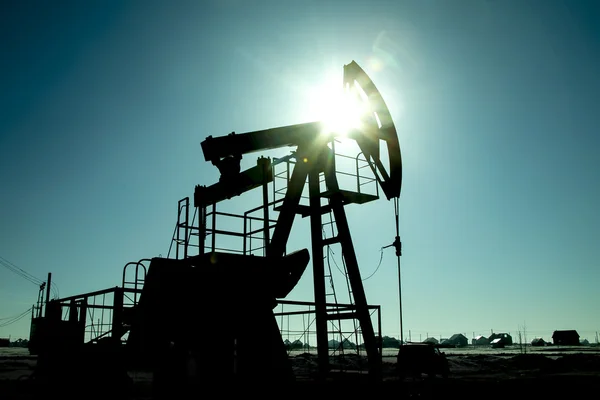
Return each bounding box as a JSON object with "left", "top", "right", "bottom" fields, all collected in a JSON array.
[
  {"left": 112, "top": 287, "right": 124, "bottom": 343},
  {"left": 323, "top": 156, "right": 382, "bottom": 380},
  {"left": 44, "top": 273, "right": 52, "bottom": 317},
  {"left": 261, "top": 157, "right": 271, "bottom": 257},
  {"left": 308, "top": 167, "right": 329, "bottom": 379},
  {"left": 80, "top": 298, "right": 87, "bottom": 344}
]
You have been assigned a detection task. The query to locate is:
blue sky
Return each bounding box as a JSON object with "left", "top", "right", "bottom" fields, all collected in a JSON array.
[{"left": 1, "top": 0, "right": 599, "bottom": 344}]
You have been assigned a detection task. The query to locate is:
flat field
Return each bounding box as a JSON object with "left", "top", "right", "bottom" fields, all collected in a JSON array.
[{"left": 2, "top": 346, "right": 599, "bottom": 398}]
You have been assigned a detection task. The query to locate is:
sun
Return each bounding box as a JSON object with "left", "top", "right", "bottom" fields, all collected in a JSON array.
[
  {"left": 306, "top": 75, "right": 373, "bottom": 138},
  {"left": 320, "top": 84, "right": 365, "bottom": 136}
]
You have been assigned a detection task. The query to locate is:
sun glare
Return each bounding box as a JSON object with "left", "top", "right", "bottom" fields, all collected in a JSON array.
[{"left": 309, "top": 78, "right": 372, "bottom": 138}]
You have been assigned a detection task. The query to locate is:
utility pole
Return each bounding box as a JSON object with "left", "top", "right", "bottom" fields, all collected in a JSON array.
[
  {"left": 392, "top": 211, "right": 402, "bottom": 345},
  {"left": 44, "top": 273, "right": 52, "bottom": 316}
]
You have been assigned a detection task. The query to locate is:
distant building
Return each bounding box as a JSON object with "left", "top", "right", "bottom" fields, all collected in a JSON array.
[
  {"left": 489, "top": 332, "right": 513, "bottom": 346},
  {"left": 490, "top": 338, "right": 505, "bottom": 348},
  {"left": 381, "top": 336, "right": 401, "bottom": 348},
  {"left": 447, "top": 333, "right": 468, "bottom": 347},
  {"left": 552, "top": 330, "right": 580, "bottom": 346},
  {"left": 0, "top": 338, "right": 9, "bottom": 347},
  {"left": 472, "top": 335, "right": 489, "bottom": 346},
  {"left": 422, "top": 337, "right": 439, "bottom": 345},
  {"left": 328, "top": 339, "right": 356, "bottom": 349},
  {"left": 531, "top": 337, "right": 546, "bottom": 347}
]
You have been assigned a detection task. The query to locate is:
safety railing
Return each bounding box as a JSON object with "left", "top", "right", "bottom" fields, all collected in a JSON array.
[{"left": 274, "top": 299, "right": 382, "bottom": 376}]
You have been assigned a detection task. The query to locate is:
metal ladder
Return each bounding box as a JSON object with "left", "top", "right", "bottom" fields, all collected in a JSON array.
[{"left": 168, "top": 197, "right": 201, "bottom": 259}]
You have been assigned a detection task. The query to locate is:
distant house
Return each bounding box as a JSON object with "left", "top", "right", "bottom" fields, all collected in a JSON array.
[
  {"left": 422, "top": 337, "right": 439, "bottom": 345},
  {"left": 552, "top": 330, "right": 580, "bottom": 346},
  {"left": 284, "top": 339, "right": 306, "bottom": 350},
  {"left": 490, "top": 338, "right": 505, "bottom": 348},
  {"left": 0, "top": 338, "right": 9, "bottom": 347},
  {"left": 489, "top": 333, "right": 513, "bottom": 346},
  {"left": 328, "top": 339, "right": 356, "bottom": 349},
  {"left": 472, "top": 335, "right": 489, "bottom": 346},
  {"left": 381, "top": 336, "right": 401, "bottom": 348},
  {"left": 447, "top": 333, "right": 468, "bottom": 347},
  {"left": 531, "top": 337, "right": 546, "bottom": 347}
]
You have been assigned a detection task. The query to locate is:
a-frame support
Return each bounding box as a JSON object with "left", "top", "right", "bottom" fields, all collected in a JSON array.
[{"left": 267, "top": 141, "right": 381, "bottom": 380}]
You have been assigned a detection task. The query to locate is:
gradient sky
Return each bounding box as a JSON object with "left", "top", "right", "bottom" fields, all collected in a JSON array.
[{"left": 1, "top": 0, "right": 599, "bottom": 344}]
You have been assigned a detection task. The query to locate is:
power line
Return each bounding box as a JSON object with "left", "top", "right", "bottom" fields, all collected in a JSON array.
[
  {"left": 0, "top": 307, "right": 32, "bottom": 328},
  {"left": 50, "top": 281, "right": 60, "bottom": 299},
  {"left": 0, "top": 256, "right": 44, "bottom": 287}
]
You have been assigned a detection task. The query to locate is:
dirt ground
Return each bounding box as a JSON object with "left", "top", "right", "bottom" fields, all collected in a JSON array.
[{"left": 1, "top": 348, "right": 600, "bottom": 398}]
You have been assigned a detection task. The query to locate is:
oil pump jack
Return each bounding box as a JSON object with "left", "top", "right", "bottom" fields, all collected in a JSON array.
[
  {"left": 125, "top": 60, "right": 401, "bottom": 389},
  {"left": 29, "top": 61, "right": 402, "bottom": 393}
]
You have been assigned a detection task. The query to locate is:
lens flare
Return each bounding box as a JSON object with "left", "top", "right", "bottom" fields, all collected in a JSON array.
[{"left": 311, "top": 80, "right": 370, "bottom": 137}]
